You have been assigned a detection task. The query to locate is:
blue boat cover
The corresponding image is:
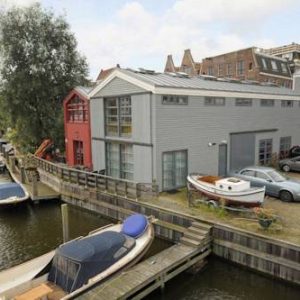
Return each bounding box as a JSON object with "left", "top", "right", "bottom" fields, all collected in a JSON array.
[
  {"left": 121, "top": 214, "right": 148, "bottom": 238},
  {"left": 0, "top": 182, "right": 26, "bottom": 200},
  {"left": 48, "top": 231, "right": 135, "bottom": 293}
]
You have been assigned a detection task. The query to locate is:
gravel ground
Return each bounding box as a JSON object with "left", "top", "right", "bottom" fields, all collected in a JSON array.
[{"left": 152, "top": 171, "right": 300, "bottom": 245}]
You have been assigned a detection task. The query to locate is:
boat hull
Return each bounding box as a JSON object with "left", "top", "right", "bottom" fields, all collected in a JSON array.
[
  {"left": 188, "top": 174, "right": 265, "bottom": 207},
  {"left": 0, "top": 219, "right": 154, "bottom": 300}
]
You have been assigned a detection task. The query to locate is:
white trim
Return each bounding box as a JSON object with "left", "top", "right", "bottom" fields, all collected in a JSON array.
[
  {"left": 259, "top": 72, "right": 292, "bottom": 80},
  {"left": 89, "top": 70, "right": 154, "bottom": 98},
  {"left": 153, "top": 87, "right": 300, "bottom": 100}
]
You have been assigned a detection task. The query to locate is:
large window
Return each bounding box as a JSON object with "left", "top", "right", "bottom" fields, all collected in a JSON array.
[
  {"left": 105, "top": 97, "right": 132, "bottom": 137},
  {"left": 204, "top": 97, "right": 225, "bottom": 106},
  {"left": 208, "top": 66, "right": 214, "bottom": 76},
  {"left": 259, "top": 139, "right": 272, "bottom": 165},
  {"left": 226, "top": 63, "right": 233, "bottom": 76},
  {"left": 237, "top": 60, "right": 245, "bottom": 75},
  {"left": 279, "top": 136, "right": 291, "bottom": 159},
  {"left": 67, "top": 96, "right": 88, "bottom": 122},
  {"left": 163, "top": 150, "right": 187, "bottom": 190},
  {"left": 106, "top": 143, "right": 133, "bottom": 180}
]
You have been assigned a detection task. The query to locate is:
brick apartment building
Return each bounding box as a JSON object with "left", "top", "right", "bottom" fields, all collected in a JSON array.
[
  {"left": 165, "top": 47, "right": 292, "bottom": 88},
  {"left": 263, "top": 43, "right": 300, "bottom": 74}
]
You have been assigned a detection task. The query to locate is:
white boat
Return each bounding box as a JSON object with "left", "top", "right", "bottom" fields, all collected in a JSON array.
[
  {"left": 0, "top": 182, "right": 29, "bottom": 205},
  {"left": 0, "top": 214, "right": 154, "bottom": 299},
  {"left": 187, "top": 174, "right": 265, "bottom": 207}
]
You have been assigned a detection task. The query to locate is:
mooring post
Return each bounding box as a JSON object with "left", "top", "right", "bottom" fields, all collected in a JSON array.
[
  {"left": 61, "top": 204, "right": 70, "bottom": 243},
  {"left": 20, "top": 167, "right": 26, "bottom": 184}
]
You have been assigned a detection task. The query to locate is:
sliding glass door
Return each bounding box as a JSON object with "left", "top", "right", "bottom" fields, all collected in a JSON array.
[{"left": 163, "top": 150, "right": 187, "bottom": 190}]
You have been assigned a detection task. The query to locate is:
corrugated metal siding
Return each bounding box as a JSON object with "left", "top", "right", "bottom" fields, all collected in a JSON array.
[
  {"left": 91, "top": 140, "right": 105, "bottom": 171},
  {"left": 154, "top": 94, "right": 300, "bottom": 190},
  {"left": 90, "top": 98, "right": 104, "bottom": 138},
  {"left": 133, "top": 145, "right": 152, "bottom": 183},
  {"left": 92, "top": 77, "right": 146, "bottom": 97},
  {"left": 132, "top": 94, "right": 151, "bottom": 143}
]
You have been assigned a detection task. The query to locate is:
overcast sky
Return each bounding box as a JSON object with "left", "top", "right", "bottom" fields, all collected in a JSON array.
[{"left": 1, "top": 0, "right": 300, "bottom": 80}]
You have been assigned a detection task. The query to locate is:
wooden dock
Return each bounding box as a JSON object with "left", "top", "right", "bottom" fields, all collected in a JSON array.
[{"left": 80, "top": 221, "right": 212, "bottom": 299}]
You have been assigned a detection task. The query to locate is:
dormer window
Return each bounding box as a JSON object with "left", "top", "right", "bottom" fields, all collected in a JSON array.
[
  {"left": 261, "top": 58, "right": 267, "bottom": 70},
  {"left": 271, "top": 60, "right": 278, "bottom": 71},
  {"left": 281, "top": 63, "right": 288, "bottom": 73}
]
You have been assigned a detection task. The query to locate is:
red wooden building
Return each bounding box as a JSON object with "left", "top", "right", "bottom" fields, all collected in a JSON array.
[{"left": 63, "top": 86, "right": 93, "bottom": 170}]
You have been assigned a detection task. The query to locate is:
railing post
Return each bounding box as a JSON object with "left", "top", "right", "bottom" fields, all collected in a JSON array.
[
  {"left": 32, "top": 174, "right": 38, "bottom": 198},
  {"left": 95, "top": 175, "right": 98, "bottom": 190},
  {"left": 125, "top": 181, "right": 128, "bottom": 198},
  {"left": 114, "top": 180, "right": 118, "bottom": 195},
  {"left": 136, "top": 183, "right": 139, "bottom": 201},
  {"left": 85, "top": 173, "right": 88, "bottom": 188}
]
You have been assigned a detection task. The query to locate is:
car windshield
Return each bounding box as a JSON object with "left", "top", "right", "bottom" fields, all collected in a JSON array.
[{"left": 267, "top": 170, "right": 286, "bottom": 182}]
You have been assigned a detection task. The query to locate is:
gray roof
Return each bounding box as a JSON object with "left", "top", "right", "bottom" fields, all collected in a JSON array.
[
  {"left": 75, "top": 86, "right": 94, "bottom": 97},
  {"left": 120, "top": 69, "right": 300, "bottom": 97}
]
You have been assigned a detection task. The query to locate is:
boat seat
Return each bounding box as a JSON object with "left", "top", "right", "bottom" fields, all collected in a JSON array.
[
  {"left": 14, "top": 283, "right": 53, "bottom": 300},
  {"left": 14, "top": 282, "right": 66, "bottom": 300},
  {"left": 198, "top": 175, "right": 221, "bottom": 184}
]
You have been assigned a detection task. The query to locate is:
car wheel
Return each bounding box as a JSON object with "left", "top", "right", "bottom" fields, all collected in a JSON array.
[
  {"left": 279, "top": 190, "right": 293, "bottom": 202},
  {"left": 282, "top": 164, "right": 291, "bottom": 172}
]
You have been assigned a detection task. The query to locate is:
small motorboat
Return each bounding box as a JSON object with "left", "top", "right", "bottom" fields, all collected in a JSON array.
[
  {"left": 0, "top": 214, "right": 154, "bottom": 299},
  {"left": 187, "top": 174, "right": 265, "bottom": 207},
  {"left": 0, "top": 182, "right": 29, "bottom": 205}
]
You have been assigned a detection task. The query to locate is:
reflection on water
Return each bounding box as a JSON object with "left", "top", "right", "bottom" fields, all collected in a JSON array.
[
  {"left": 0, "top": 201, "right": 112, "bottom": 271},
  {"left": 146, "top": 257, "right": 300, "bottom": 300}
]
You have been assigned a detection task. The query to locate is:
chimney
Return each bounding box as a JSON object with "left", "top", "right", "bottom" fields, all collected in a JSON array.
[
  {"left": 292, "top": 59, "right": 300, "bottom": 93},
  {"left": 164, "top": 54, "right": 175, "bottom": 73}
]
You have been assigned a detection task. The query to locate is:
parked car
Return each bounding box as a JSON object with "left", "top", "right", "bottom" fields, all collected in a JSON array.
[
  {"left": 232, "top": 166, "right": 300, "bottom": 202},
  {"left": 289, "top": 145, "right": 300, "bottom": 158},
  {"left": 279, "top": 156, "right": 300, "bottom": 172}
]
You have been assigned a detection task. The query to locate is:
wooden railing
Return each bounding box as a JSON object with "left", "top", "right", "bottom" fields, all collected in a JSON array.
[{"left": 29, "top": 155, "right": 158, "bottom": 201}]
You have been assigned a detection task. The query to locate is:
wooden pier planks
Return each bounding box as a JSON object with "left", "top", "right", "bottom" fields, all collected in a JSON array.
[{"left": 80, "top": 244, "right": 211, "bottom": 300}]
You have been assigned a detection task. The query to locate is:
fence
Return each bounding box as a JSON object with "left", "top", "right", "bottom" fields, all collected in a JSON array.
[{"left": 29, "top": 155, "right": 158, "bottom": 201}]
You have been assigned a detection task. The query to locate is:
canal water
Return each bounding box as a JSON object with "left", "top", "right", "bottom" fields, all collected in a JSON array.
[{"left": 1, "top": 173, "right": 300, "bottom": 299}]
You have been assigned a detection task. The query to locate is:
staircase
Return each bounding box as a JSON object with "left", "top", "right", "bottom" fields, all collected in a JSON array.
[{"left": 180, "top": 221, "right": 212, "bottom": 248}]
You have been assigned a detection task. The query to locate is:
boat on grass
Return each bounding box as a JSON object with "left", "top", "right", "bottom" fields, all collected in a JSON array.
[
  {"left": 0, "top": 214, "right": 154, "bottom": 300},
  {"left": 187, "top": 174, "right": 265, "bottom": 207},
  {"left": 0, "top": 182, "right": 29, "bottom": 205}
]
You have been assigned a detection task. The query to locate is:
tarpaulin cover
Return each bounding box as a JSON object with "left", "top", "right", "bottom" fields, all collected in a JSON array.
[
  {"left": 0, "top": 182, "right": 26, "bottom": 200},
  {"left": 48, "top": 231, "right": 135, "bottom": 293}
]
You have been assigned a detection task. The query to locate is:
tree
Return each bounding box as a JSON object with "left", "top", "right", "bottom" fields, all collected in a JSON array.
[{"left": 0, "top": 3, "right": 88, "bottom": 152}]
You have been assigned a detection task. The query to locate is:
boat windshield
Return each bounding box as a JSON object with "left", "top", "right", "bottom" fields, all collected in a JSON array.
[{"left": 267, "top": 171, "right": 285, "bottom": 182}]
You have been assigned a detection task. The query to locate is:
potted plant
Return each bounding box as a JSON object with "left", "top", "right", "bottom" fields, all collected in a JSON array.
[{"left": 253, "top": 207, "right": 276, "bottom": 229}]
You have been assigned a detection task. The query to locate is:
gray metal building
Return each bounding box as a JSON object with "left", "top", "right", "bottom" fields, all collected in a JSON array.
[{"left": 89, "top": 69, "right": 300, "bottom": 191}]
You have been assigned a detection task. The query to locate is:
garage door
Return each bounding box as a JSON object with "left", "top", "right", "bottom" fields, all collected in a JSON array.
[{"left": 230, "top": 133, "right": 255, "bottom": 171}]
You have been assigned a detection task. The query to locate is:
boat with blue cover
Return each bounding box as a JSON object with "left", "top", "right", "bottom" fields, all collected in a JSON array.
[
  {"left": 0, "top": 182, "right": 29, "bottom": 205},
  {"left": 0, "top": 214, "right": 154, "bottom": 299}
]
